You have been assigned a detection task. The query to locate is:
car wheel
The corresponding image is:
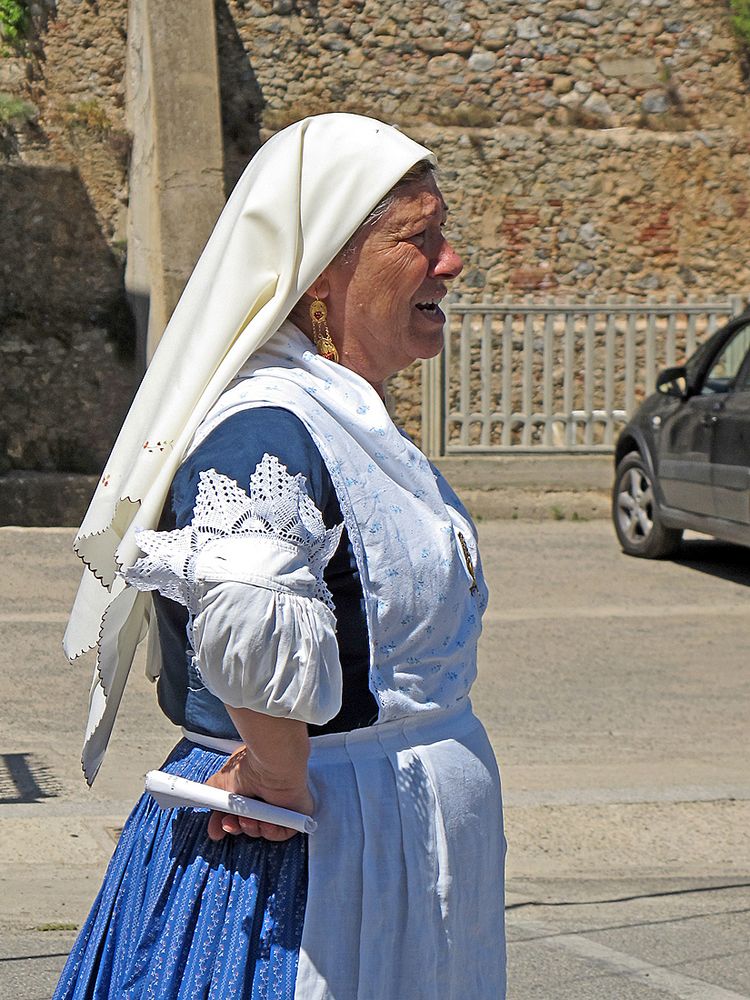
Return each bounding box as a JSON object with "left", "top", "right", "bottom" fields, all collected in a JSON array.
[{"left": 612, "top": 452, "right": 683, "bottom": 558}]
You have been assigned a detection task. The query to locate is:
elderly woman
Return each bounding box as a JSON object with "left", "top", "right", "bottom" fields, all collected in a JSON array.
[{"left": 55, "top": 114, "right": 506, "bottom": 1000}]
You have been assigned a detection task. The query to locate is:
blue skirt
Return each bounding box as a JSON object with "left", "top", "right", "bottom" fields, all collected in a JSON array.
[{"left": 53, "top": 741, "right": 307, "bottom": 1000}]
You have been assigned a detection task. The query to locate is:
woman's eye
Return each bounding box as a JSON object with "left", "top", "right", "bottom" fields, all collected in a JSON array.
[{"left": 409, "top": 231, "right": 426, "bottom": 247}]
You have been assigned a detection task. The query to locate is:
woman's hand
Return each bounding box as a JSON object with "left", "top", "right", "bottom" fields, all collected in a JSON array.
[
  {"left": 205, "top": 745, "right": 313, "bottom": 842},
  {"left": 204, "top": 708, "right": 313, "bottom": 842}
]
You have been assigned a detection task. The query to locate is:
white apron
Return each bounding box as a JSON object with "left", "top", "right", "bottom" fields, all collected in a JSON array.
[{"left": 189, "top": 324, "right": 506, "bottom": 999}]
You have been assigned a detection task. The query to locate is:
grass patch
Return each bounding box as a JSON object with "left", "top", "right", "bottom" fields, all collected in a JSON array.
[
  {"left": 63, "top": 98, "right": 112, "bottom": 134},
  {"left": 35, "top": 922, "right": 78, "bottom": 932},
  {"left": 550, "top": 504, "right": 566, "bottom": 521},
  {"left": 730, "top": 0, "right": 750, "bottom": 45},
  {"left": 0, "top": 90, "right": 35, "bottom": 124}
]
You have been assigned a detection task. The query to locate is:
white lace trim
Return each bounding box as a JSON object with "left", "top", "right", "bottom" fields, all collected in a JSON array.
[{"left": 122, "top": 454, "right": 343, "bottom": 613}]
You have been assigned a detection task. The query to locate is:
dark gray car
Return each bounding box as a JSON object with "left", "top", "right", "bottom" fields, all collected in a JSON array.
[{"left": 612, "top": 310, "right": 750, "bottom": 557}]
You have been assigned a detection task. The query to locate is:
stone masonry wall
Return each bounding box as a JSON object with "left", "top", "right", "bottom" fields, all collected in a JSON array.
[
  {"left": 221, "top": 0, "right": 750, "bottom": 436},
  {"left": 1, "top": 0, "right": 134, "bottom": 478},
  {"left": 425, "top": 124, "right": 750, "bottom": 299},
  {"left": 226, "top": 0, "right": 747, "bottom": 134},
  {"left": 1, "top": 0, "right": 748, "bottom": 471},
  {"left": 18, "top": 0, "right": 131, "bottom": 239}
]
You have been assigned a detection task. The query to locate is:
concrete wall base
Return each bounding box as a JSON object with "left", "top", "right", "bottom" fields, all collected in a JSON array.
[
  {"left": 0, "top": 458, "right": 614, "bottom": 526},
  {"left": 0, "top": 473, "right": 98, "bottom": 528}
]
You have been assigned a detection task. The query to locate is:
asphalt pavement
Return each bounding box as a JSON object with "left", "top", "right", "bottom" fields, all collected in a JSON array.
[{"left": 1, "top": 517, "right": 748, "bottom": 999}]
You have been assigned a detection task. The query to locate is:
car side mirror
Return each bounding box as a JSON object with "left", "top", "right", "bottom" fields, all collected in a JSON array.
[{"left": 656, "top": 365, "right": 688, "bottom": 398}]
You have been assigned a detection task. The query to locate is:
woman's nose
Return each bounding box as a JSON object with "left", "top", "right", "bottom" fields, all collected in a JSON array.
[{"left": 433, "top": 240, "right": 463, "bottom": 279}]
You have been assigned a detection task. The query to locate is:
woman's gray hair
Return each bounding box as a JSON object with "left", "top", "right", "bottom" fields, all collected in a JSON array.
[{"left": 335, "top": 159, "right": 436, "bottom": 265}]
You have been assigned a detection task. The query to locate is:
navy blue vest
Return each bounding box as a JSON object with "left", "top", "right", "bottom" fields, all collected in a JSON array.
[{"left": 155, "top": 407, "right": 376, "bottom": 738}]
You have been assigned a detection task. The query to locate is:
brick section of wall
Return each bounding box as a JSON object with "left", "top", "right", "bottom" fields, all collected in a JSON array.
[{"left": 423, "top": 124, "right": 750, "bottom": 300}]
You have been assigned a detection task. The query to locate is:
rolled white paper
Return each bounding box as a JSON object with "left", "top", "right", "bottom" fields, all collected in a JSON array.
[{"left": 145, "top": 770, "right": 317, "bottom": 834}]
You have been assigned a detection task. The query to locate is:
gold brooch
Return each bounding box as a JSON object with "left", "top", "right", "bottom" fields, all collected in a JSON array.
[{"left": 457, "top": 531, "right": 479, "bottom": 595}]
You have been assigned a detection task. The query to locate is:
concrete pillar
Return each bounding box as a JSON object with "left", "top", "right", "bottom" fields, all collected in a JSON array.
[{"left": 125, "top": 0, "right": 225, "bottom": 365}]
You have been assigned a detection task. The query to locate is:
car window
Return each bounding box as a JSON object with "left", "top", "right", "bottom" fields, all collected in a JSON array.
[
  {"left": 700, "top": 323, "right": 750, "bottom": 395},
  {"left": 736, "top": 353, "right": 750, "bottom": 393},
  {"left": 685, "top": 335, "right": 718, "bottom": 386}
]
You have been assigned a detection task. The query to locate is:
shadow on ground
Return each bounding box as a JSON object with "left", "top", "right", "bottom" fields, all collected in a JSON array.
[
  {"left": 671, "top": 538, "right": 750, "bottom": 587},
  {"left": 0, "top": 753, "right": 60, "bottom": 804}
]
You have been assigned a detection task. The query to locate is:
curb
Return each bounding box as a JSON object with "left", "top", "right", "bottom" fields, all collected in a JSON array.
[
  {"left": 0, "top": 472, "right": 99, "bottom": 528},
  {"left": 461, "top": 488, "right": 610, "bottom": 522},
  {"left": 0, "top": 457, "right": 615, "bottom": 526}
]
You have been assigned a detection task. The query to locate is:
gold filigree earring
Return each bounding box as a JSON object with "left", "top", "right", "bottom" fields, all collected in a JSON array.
[{"left": 310, "top": 295, "right": 339, "bottom": 363}]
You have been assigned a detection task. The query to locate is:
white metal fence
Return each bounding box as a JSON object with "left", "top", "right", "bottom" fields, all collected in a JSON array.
[{"left": 422, "top": 298, "right": 746, "bottom": 456}]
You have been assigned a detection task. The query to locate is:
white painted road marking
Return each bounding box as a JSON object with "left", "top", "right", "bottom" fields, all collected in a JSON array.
[{"left": 485, "top": 603, "right": 748, "bottom": 623}]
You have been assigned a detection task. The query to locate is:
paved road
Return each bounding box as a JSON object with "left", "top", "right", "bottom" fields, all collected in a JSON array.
[
  {"left": 475, "top": 523, "right": 750, "bottom": 999},
  {"left": 1, "top": 522, "right": 748, "bottom": 998}
]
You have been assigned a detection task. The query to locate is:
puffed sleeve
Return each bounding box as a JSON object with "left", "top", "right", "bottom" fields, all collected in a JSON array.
[{"left": 122, "top": 454, "right": 344, "bottom": 725}]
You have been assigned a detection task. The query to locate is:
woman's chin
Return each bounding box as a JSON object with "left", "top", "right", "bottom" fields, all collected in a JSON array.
[{"left": 413, "top": 327, "right": 446, "bottom": 362}]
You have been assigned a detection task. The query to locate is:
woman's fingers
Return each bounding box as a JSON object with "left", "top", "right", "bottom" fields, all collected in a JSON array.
[
  {"left": 207, "top": 810, "right": 296, "bottom": 842},
  {"left": 254, "top": 820, "right": 296, "bottom": 842},
  {"left": 203, "top": 744, "right": 310, "bottom": 842},
  {"left": 221, "top": 814, "right": 243, "bottom": 835},
  {"left": 237, "top": 816, "right": 296, "bottom": 841},
  {"left": 207, "top": 810, "right": 228, "bottom": 841}
]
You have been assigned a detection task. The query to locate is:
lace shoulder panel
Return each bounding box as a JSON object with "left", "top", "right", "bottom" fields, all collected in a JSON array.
[{"left": 122, "top": 454, "right": 343, "bottom": 613}]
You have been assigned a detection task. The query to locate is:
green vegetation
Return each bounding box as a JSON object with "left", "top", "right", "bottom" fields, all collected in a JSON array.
[
  {"left": 35, "top": 922, "right": 79, "bottom": 932},
  {"left": 0, "top": 0, "right": 27, "bottom": 43},
  {"left": 59, "top": 99, "right": 131, "bottom": 171},
  {"left": 730, "top": 0, "right": 750, "bottom": 45},
  {"left": 64, "top": 98, "right": 112, "bottom": 134},
  {"left": 0, "top": 90, "right": 35, "bottom": 123}
]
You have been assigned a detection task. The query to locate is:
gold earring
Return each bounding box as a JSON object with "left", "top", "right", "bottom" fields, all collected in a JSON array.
[{"left": 310, "top": 296, "right": 339, "bottom": 363}]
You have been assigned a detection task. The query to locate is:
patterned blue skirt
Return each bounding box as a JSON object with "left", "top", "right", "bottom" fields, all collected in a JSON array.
[{"left": 53, "top": 741, "right": 307, "bottom": 1000}]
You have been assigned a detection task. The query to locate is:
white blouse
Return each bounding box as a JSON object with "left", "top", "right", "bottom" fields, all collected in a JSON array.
[{"left": 122, "top": 454, "right": 344, "bottom": 725}]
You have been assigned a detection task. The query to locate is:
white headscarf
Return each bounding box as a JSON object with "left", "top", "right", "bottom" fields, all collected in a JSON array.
[{"left": 64, "top": 113, "right": 435, "bottom": 782}]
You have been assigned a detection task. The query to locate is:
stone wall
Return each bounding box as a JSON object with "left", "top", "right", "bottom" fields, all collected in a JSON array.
[
  {"left": 1, "top": 163, "right": 134, "bottom": 474},
  {"left": 2, "top": 1, "right": 130, "bottom": 244},
  {"left": 423, "top": 123, "right": 750, "bottom": 299},
  {"left": 226, "top": 0, "right": 747, "bottom": 134},
  {"left": 220, "top": 0, "right": 750, "bottom": 436},
  {"left": 1, "top": 0, "right": 134, "bottom": 480},
  {"left": 1, "top": 0, "right": 749, "bottom": 477},
  {"left": 223, "top": 0, "right": 750, "bottom": 304}
]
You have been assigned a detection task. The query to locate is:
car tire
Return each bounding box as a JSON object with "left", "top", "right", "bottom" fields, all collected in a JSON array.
[{"left": 612, "top": 451, "right": 683, "bottom": 559}]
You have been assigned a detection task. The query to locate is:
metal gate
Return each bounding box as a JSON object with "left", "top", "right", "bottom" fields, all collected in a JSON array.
[{"left": 422, "top": 298, "right": 745, "bottom": 456}]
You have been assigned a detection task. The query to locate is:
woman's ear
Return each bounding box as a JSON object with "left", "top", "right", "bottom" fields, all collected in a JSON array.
[
  {"left": 288, "top": 273, "right": 331, "bottom": 336},
  {"left": 305, "top": 274, "right": 330, "bottom": 300}
]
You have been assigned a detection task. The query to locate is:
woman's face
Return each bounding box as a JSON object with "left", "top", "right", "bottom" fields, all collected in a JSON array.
[{"left": 320, "top": 174, "right": 463, "bottom": 391}]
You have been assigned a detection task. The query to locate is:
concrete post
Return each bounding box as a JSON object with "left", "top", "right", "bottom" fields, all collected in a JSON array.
[{"left": 125, "top": 0, "right": 225, "bottom": 365}]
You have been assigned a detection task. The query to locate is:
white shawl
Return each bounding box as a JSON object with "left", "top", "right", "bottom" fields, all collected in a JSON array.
[{"left": 64, "top": 113, "right": 435, "bottom": 782}]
